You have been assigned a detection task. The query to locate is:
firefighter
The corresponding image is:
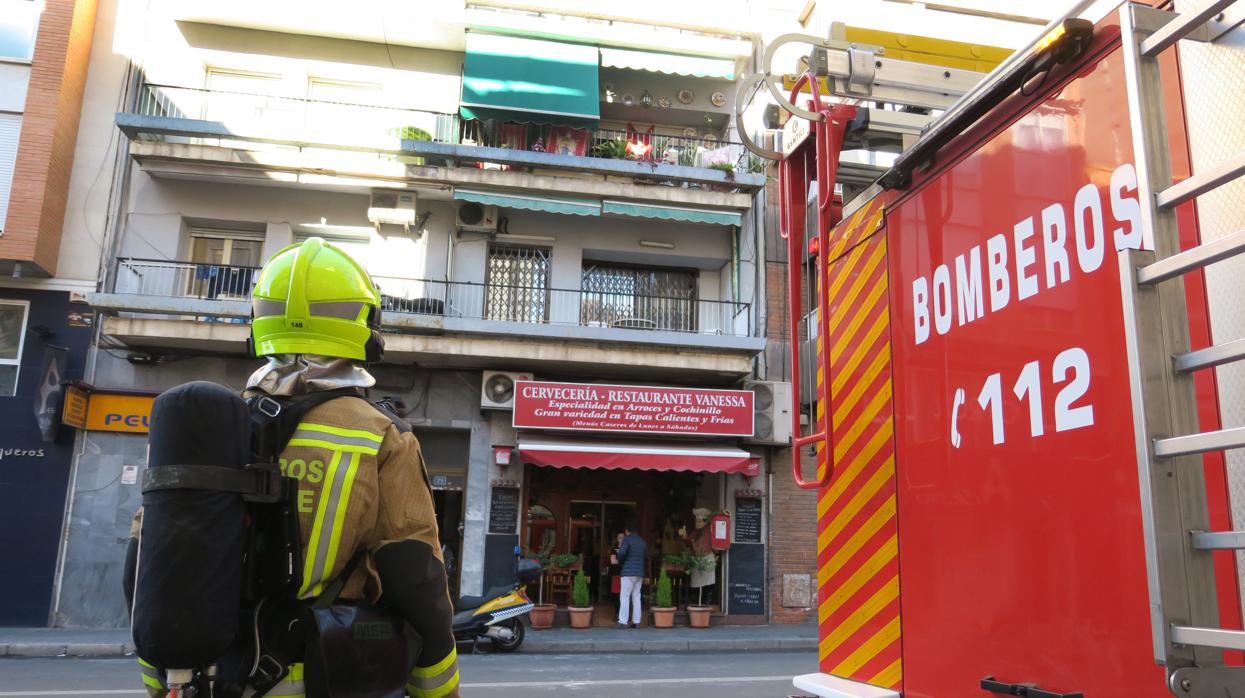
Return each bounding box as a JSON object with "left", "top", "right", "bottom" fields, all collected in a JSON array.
[
  {"left": 250, "top": 237, "right": 459, "bottom": 698},
  {"left": 134, "top": 237, "right": 460, "bottom": 698}
]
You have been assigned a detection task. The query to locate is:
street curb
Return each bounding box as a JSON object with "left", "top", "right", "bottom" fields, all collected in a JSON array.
[
  {"left": 1, "top": 643, "right": 136, "bottom": 659},
  {"left": 1, "top": 638, "right": 813, "bottom": 659}
]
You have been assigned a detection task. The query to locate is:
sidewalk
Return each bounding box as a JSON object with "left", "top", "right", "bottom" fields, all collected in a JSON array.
[{"left": 0, "top": 623, "right": 818, "bottom": 658}]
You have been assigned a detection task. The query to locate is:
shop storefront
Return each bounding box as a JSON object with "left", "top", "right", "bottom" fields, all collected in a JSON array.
[
  {"left": 493, "top": 381, "right": 769, "bottom": 625},
  {"left": 0, "top": 289, "right": 94, "bottom": 626}
]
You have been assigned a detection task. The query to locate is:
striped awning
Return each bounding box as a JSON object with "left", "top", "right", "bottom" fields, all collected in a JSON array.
[
  {"left": 454, "top": 189, "right": 601, "bottom": 217},
  {"left": 599, "top": 48, "right": 736, "bottom": 80},
  {"left": 518, "top": 435, "right": 759, "bottom": 475},
  {"left": 460, "top": 33, "right": 600, "bottom": 126},
  {"left": 602, "top": 200, "right": 742, "bottom": 226}
]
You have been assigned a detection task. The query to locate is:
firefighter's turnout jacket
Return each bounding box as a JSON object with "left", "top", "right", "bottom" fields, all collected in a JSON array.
[
  {"left": 278, "top": 395, "right": 460, "bottom": 698},
  {"left": 135, "top": 393, "right": 460, "bottom": 698}
]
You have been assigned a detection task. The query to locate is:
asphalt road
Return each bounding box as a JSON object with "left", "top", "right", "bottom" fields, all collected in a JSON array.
[{"left": 0, "top": 652, "right": 814, "bottom": 697}]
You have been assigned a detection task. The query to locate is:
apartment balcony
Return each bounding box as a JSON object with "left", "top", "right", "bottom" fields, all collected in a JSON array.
[
  {"left": 116, "top": 84, "right": 763, "bottom": 207},
  {"left": 91, "top": 259, "right": 764, "bottom": 381}
]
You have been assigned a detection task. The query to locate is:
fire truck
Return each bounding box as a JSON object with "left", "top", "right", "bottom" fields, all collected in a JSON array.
[{"left": 737, "top": 1, "right": 1245, "bottom": 696}]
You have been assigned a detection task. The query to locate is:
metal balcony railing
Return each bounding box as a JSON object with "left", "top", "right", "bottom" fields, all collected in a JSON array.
[
  {"left": 111, "top": 260, "right": 752, "bottom": 337},
  {"left": 114, "top": 258, "right": 260, "bottom": 301},
  {"left": 136, "top": 84, "right": 459, "bottom": 153},
  {"left": 375, "top": 277, "right": 751, "bottom": 336},
  {"left": 133, "top": 84, "right": 752, "bottom": 172}
]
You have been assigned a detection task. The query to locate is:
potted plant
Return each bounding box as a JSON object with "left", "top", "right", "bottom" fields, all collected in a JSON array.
[
  {"left": 651, "top": 568, "right": 676, "bottom": 628},
  {"left": 552, "top": 552, "right": 581, "bottom": 571},
  {"left": 685, "top": 553, "right": 716, "bottom": 628},
  {"left": 661, "top": 552, "right": 687, "bottom": 574},
  {"left": 705, "top": 161, "right": 736, "bottom": 192},
  {"left": 591, "top": 138, "right": 629, "bottom": 160},
  {"left": 568, "top": 568, "right": 593, "bottom": 629},
  {"left": 525, "top": 544, "right": 556, "bottom": 630}
]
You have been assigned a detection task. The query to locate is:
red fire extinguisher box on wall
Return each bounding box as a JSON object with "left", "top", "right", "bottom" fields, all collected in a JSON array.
[{"left": 709, "top": 513, "right": 731, "bottom": 551}]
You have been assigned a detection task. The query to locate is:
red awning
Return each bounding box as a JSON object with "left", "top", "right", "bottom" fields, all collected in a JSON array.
[{"left": 517, "top": 435, "right": 759, "bottom": 475}]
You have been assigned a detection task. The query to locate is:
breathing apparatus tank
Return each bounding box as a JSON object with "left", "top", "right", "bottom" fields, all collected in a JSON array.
[{"left": 131, "top": 381, "right": 252, "bottom": 670}]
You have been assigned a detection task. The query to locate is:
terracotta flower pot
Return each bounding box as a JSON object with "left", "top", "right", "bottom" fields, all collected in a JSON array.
[
  {"left": 530, "top": 603, "right": 556, "bottom": 630},
  {"left": 568, "top": 606, "right": 594, "bottom": 629},
  {"left": 687, "top": 605, "right": 712, "bottom": 628},
  {"left": 651, "top": 607, "right": 676, "bottom": 629}
]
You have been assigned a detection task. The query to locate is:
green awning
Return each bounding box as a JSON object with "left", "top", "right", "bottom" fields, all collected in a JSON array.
[
  {"left": 602, "top": 200, "right": 742, "bottom": 226},
  {"left": 599, "top": 48, "right": 736, "bottom": 80},
  {"left": 460, "top": 33, "right": 600, "bottom": 125},
  {"left": 455, "top": 189, "right": 601, "bottom": 217}
]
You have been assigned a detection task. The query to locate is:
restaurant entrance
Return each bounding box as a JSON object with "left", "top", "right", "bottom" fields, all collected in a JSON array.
[
  {"left": 523, "top": 464, "right": 724, "bottom": 623},
  {"left": 569, "top": 500, "right": 636, "bottom": 602}
]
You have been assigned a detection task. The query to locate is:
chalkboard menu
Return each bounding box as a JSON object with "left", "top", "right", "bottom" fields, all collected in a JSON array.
[
  {"left": 735, "top": 498, "right": 762, "bottom": 543},
  {"left": 727, "top": 542, "right": 765, "bottom": 615},
  {"left": 488, "top": 487, "right": 520, "bottom": 534}
]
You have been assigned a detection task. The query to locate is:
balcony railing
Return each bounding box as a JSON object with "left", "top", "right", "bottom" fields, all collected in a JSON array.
[
  {"left": 114, "top": 258, "right": 259, "bottom": 301},
  {"left": 136, "top": 84, "right": 459, "bottom": 155},
  {"left": 134, "top": 84, "right": 751, "bottom": 171},
  {"left": 112, "top": 259, "right": 752, "bottom": 337}
]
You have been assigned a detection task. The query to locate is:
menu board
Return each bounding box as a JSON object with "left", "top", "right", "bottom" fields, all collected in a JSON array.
[
  {"left": 488, "top": 487, "right": 520, "bottom": 534},
  {"left": 735, "top": 498, "right": 762, "bottom": 543},
  {"left": 727, "top": 542, "right": 765, "bottom": 615}
]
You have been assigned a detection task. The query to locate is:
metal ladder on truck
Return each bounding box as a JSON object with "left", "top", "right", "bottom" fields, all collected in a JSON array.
[
  {"left": 1117, "top": 1, "right": 1245, "bottom": 695},
  {"left": 734, "top": 26, "right": 1007, "bottom": 490}
]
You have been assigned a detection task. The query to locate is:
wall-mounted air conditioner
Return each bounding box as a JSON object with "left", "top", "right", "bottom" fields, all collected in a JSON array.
[
  {"left": 744, "top": 380, "right": 792, "bottom": 446},
  {"left": 368, "top": 190, "right": 417, "bottom": 233},
  {"left": 456, "top": 202, "right": 499, "bottom": 232},
  {"left": 481, "top": 370, "right": 534, "bottom": 410}
]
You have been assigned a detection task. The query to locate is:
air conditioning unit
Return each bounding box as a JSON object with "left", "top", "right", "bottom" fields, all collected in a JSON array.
[
  {"left": 745, "top": 380, "right": 792, "bottom": 446},
  {"left": 368, "top": 190, "right": 417, "bottom": 232},
  {"left": 457, "top": 202, "right": 499, "bottom": 232},
  {"left": 481, "top": 370, "right": 534, "bottom": 410}
]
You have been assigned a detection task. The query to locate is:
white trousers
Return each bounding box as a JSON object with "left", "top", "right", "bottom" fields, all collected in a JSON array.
[{"left": 618, "top": 576, "right": 642, "bottom": 624}]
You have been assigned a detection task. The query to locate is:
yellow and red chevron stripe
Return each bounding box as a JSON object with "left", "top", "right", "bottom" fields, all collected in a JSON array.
[{"left": 813, "top": 198, "right": 901, "bottom": 690}]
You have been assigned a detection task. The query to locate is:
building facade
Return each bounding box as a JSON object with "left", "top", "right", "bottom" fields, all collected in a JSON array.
[
  {"left": 0, "top": 0, "right": 103, "bottom": 626},
  {"left": 40, "top": 0, "right": 815, "bottom": 629}
]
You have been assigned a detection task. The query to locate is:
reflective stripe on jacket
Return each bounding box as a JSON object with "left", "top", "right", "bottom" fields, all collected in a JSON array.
[
  {"left": 407, "top": 646, "right": 460, "bottom": 698},
  {"left": 277, "top": 396, "right": 442, "bottom": 601}
]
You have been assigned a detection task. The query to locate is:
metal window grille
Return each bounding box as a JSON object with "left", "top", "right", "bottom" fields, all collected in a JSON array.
[
  {"left": 581, "top": 264, "right": 697, "bottom": 331},
  {"left": 486, "top": 245, "right": 551, "bottom": 322}
]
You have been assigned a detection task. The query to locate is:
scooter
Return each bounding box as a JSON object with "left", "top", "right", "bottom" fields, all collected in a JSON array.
[{"left": 452, "top": 556, "right": 541, "bottom": 652}]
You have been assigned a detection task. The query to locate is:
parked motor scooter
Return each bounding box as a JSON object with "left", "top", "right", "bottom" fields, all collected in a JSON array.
[{"left": 452, "top": 554, "right": 541, "bottom": 652}]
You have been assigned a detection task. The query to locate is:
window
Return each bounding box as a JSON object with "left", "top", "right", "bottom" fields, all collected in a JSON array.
[
  {"left": 581, "top": 263, "right": 697, "bottom": 331},
  {"left": 0, "top": 299, "right": 29, "bottom": 396},
  {"left": 0, "top": 113, "right": 19, "bottom": 235},
  {"left": 0, "top": 0, "right": 40, "bottom": 61},
  {"left": 188, "top": 230, "right": 263, "bottom": 299},
  {"left": 485, "top": 245, "right": 550, "bottom": 323},
  {"left": 203, "top": 70, "right": 288, "bottom": 145},
  {"left": 306, "top": 79, "right": 387, "bottom": 141}
]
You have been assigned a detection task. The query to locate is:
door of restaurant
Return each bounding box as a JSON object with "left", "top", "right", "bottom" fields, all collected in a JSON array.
[{"left": 569, "top": 500, "right": 636, "bottom": 602}]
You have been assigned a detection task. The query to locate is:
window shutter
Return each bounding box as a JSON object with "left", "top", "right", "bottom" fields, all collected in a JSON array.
[{"left": 0, "top": 114, "right": 21, "bottom": 234}]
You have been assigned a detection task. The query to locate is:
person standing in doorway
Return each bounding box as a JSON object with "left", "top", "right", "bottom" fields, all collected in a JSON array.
[{"left": 616, "top": 522, "right": 647, "bottom": 628}]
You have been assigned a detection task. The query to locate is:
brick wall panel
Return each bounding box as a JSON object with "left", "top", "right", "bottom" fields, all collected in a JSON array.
[{"left": 0, "top": 0, "right": 100, "bottom": 276}]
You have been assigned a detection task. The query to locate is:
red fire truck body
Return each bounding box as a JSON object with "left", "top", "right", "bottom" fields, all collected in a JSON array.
[{"left": 777, "top": 3, "right": 1245, "bottom": 696}]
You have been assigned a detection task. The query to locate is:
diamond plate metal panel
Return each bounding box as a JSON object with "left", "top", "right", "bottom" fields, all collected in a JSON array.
[{"left": 1176, "top": 0, "right": 1245, "bottom": 613}]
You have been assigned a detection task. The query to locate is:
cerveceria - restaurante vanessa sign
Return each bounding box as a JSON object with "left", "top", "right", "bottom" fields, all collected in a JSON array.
[{"left": 512, "top": 381, "right": 754, "bottom": 437}]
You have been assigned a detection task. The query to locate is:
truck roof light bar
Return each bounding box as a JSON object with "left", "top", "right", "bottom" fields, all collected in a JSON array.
[{"left": 878, "top": 0, "right": 1099, "bottom": 189}]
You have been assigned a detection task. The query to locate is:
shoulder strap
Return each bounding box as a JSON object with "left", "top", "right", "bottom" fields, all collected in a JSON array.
[
  {"left": 310, "top": 549, "right": 366, "bottom": 610},
  {"left": 369, "top": 398, "right": 414, "bottom": 435},
  {"left": 248, "top": 387, "right": 369, "bottom": 463}
]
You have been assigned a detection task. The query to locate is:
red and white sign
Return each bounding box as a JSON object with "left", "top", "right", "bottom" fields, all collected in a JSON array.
[{"left": 513, "top": 381, "right": 754, "bottom": 437}]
